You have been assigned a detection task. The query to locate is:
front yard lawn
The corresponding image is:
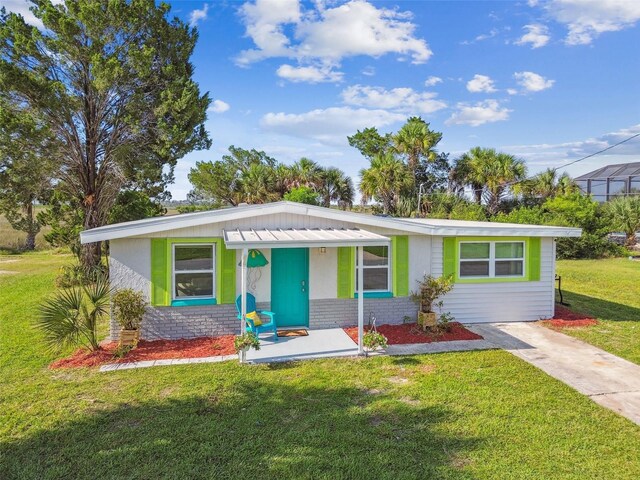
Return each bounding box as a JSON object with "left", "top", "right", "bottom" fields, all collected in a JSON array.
[
  {"left": 556, "top": 258, "right": 640, "bottom": 365},
  {"left": 1, "top": 253, "right": 640, "bottom": 479}
]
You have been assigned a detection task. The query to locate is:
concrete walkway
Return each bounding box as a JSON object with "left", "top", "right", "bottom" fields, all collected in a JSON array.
[{"left": 468, "top": 322, "right": 640, "bottom": 425}]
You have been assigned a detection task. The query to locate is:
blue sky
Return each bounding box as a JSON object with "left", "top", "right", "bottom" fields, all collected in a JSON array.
[{"left": 3, "top": 0, "right": 640, "bottom": 199}]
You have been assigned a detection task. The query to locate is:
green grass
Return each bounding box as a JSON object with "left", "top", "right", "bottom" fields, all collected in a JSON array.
[
  {"left": 556, "top": 258, "right": 640, "bottom": 364},
  {"left": 1, "top": 253, "right": 640, "bottom": 479}
]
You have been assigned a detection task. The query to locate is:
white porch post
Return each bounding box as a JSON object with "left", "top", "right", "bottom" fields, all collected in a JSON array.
[
  {"left": 240, "top": 248, "right": 248, "bottom": 335},
  {"left": 357, "top": 245, "right": 364, "bottom": 355}
]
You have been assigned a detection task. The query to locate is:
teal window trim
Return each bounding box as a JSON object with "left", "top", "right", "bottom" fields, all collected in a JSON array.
[
  {"left": 171, "top": 298, "right": 218, "bottom": 307},
  {"left": 452, "top": 237, "right": 531, "bottom": 284},
  {"left": 166, "top": 238, "right": 222, "bottom": 306},
  {"left": 353, "top": 291, "right": 393, "bottom": 299}
]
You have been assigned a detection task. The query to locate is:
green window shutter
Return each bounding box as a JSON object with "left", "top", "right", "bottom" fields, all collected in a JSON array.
[
  {"left": 528, "top": 237, "right": 541, "bottom": 281},
  {"left": 150, "top": 238, "right": 169, "bottom": 306},
  {"left": 337, "top": 247, "right": 354, "bottom": 298},
  {"left": 392, "top": 235, "right": 409, "bottom": 296},
  {"left": 442, "top": 237, "right": 456, "bottom": 278},
  {"left": 219, "top": 243, "right": 236, "bottom": 304}
]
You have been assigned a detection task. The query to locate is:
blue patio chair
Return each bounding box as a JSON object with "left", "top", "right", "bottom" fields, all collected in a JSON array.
[{"left": 235, "top": 293, "right": 278, "bottom": 341}]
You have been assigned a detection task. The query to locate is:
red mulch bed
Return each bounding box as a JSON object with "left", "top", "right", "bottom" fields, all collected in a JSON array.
[
  {"left": 49, "top": 335, "right": 236, "bottom": 369},
  {"left": 541, "top": 305, "right": 599, "bottom": 328},
  {"left": 343, "top": 321, "right": 483, "bottom": 345}
]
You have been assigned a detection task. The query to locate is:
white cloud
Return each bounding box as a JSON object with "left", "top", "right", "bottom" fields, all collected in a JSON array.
[
  {"left": 446, "top": 100, "right": 511, "bottom": 127},
  {"left": 460, "top": 28, "right": 499, "bottom": 45},
  {"left": 260, "top": 106, "right": 405, "bottom": 145},
  {"left": 189, "top": 3, "right": 209, "bottom": 27},
  {"left": 504, "top": 124, "right": 640, "bottom": 161},
  {"left": 507, "top": 88, "right": 518, "bottom": 95},
  {"left": 236, "top": 0, "right": 431, "bottom": 80},
  {"left": 208, "top": 100, "right": 230, "bottom": 113},
  {"left": 515, "top": 24, "right": 551, "bottom": 48},
  {"left": 341, "top": 84, "right": 446, "bottom": 114},
  {"left": 276, "top": 64, "right": 343, "bottom": 83},
  {"left": 466, "top": 74, "right": 497, "bottom": 93},
  {"left": 424, "top": 76, "right": 442, "bottom": 87},
  {"left": 540, "top": 0, "right": 640, "bottom": 45},
  {"left": 361, "top": 66, "right": 376, "bottom": 76},
  {"left": 0, "top": 0, "right": 61, "bottom": 28},
  {"left": 514, "top": 71, "right": 555, "bottom": 92}
]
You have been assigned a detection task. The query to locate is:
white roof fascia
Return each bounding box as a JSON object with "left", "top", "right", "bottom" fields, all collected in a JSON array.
[{"left": 80, "top": 201, "right": 582, "bottom": 244}]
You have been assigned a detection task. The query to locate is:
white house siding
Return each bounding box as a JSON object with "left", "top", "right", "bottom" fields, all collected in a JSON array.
[
  {"left": 408, "top": 235, "right": 431, "bottom": 293},
  {"left": 430, "top": 236, "right": 556, "bottom": 323}
]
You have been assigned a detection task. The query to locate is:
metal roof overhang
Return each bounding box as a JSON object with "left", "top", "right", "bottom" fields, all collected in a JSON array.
[{"left": 223, "top": 228, "right": 390, "bottom": 250}]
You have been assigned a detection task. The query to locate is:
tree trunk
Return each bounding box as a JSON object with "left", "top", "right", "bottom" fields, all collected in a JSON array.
[
  {"left": 81, "top": 200, "right": 102, "bottom": 269},
  {"left": 23, "top": 201, "right": 38, "bottom": 251},
  {"left": 626, "top": 232, "right": 637, "bottom": 248}
]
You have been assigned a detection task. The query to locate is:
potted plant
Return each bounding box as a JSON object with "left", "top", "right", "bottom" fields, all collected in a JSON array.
[
  {"left": 112, "top": 289, "right": 147, "bottom": 347},
  {"left": 234, "top": 331, "right": 260, "bottom": 363},
  {"left": 411, "top": 274, "right": 454, "bottom": 330},
  {"left": 362, "top": 330, "right": 388, "bottom": 357}
]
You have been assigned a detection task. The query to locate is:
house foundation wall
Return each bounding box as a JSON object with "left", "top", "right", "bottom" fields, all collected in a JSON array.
[
  {"left": 110, "top": 298, "right": 417, "bottom": 341},
  {"left": 308, "top": 297, "right": 417, "bottom": 329}
]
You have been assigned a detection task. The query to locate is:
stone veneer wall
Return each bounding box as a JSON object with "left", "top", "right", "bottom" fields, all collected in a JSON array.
[{"left": 111, "top": 298, "right": 417, "bottom": 340}]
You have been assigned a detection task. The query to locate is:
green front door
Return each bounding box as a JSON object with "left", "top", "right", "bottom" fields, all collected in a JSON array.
[{"left": 271, "top": 248, "right": 309, "bottom": 327}]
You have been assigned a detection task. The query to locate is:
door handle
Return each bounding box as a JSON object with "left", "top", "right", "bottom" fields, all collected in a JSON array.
[{"left": 301, "top": 280, "right": 306, "bottom": 292}]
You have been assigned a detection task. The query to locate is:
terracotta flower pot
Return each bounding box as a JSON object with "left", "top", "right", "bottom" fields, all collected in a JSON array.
[
  {"left": 418, "top": 312, "right": 437, "bottom": 330},
  {"left": 119, "top": 328, "right": 140, "bottom": 347}
]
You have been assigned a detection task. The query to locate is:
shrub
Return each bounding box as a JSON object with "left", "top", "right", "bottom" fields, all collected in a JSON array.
[
  {"left": 284, "top": 186, "right": 319, "bottom": 205},
  {"left": 234, "top": 332, "right": 260, "bottom": 352},
  {"left": 556, "top": 234, "right": 626, "bottom": 260},
  {"left": 363, "top": 330, "right": 388, "bottom": 356},
  {"left": 36, "top": 276, "right": 111, "bottom": 352},
  {"left": 112, "top": 289, "right": 147, "bottom": 330},
  {"left": 56, "top": 263, "right": 108, "bottom": 288},
  {"left": 411, "top": 274, "right": 454, "bottom": 313}
]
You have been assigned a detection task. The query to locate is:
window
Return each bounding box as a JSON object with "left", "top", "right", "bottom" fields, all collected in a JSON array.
[
  {"left": 459, "top": 241, "right": 524, "bottom": 279},
  {"left": 356, "top": 245, "right": 390, "bottom": 292},
  {"left": 173, "top": 244, "right": 215, "bottom": 299}
]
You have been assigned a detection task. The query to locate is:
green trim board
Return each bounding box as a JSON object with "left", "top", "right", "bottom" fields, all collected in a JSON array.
[
  {"left": 391, "top": 235, "right": 409, "bottom": 297},
  {"left": 443, "top": 236, "right": 542, "bottom": 284},
  {"left": 337, "top": 246, "right": 355, "bottom": 298}
]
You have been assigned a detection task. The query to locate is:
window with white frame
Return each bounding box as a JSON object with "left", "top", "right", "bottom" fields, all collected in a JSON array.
[
  {"left": 459, "top": 241, "right": 525, "bottom": 278},
  {"left": 355, "top": 245, "right": 390, "bottom": 292},
  {"left": 173, "top": 244, "right": 215, "bottom": 299}
]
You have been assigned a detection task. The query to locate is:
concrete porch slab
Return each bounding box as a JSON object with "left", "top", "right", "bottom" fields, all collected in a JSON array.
[{"left": 247, "top": 328, "right": 359, "bottom": 363}]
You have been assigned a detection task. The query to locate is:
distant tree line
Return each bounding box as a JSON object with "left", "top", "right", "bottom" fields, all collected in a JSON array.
[{"left": 184, "top": 147, "right": 354, "bottom": 211}]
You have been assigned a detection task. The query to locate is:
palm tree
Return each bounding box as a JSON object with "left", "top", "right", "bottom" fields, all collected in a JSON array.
[
  {"left": 517, "top": 168, "right": 577, "bottom": 201},
  {"left": 335, "top": 176, "right": 355, "bottom": 210},
  {"left": 238, "top": 163, "right": 280, "bottom": 204},
  {"left": 36, "top": 276, "right": 111, "bottom": 352},
  {"left": 606, "top": 196, "right": 640, "bottom": 246},
  {"left": 452, "top": 147, "right": 527, "bottom": 214},
  {"left": 285, "top": 158, "right": 323, "bottom": 190},
  {"left": 359, "top": 153, "right": 414, "bottom": 215},
  {"left": 318, "top": 167, "right": 354, "bottom": 208},
  {"left": 393, "top": 117, "right": 442, "bottom": 178}
]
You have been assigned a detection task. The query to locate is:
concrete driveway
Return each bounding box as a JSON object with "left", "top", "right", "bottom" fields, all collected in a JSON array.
[{"left": 468, "top": 322, "right": 640, "bottom": 426}]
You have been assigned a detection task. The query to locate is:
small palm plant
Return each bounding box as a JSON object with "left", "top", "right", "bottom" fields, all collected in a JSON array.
[{"left": 36, "top": 276, "right": 111, "bottom": 352}]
